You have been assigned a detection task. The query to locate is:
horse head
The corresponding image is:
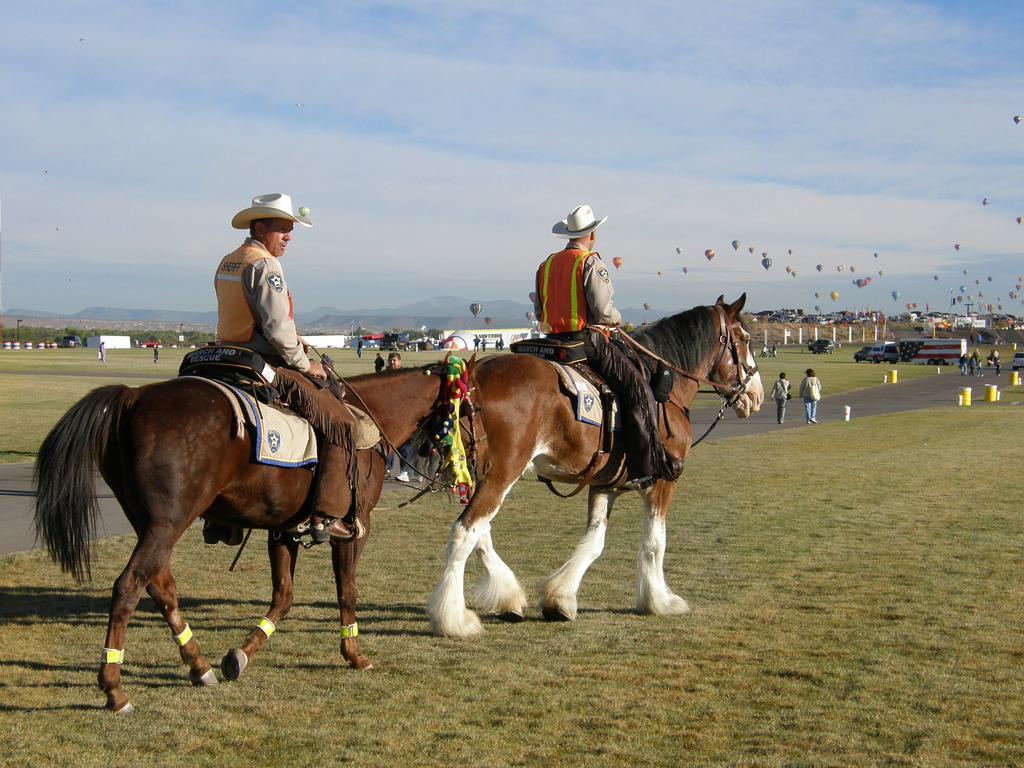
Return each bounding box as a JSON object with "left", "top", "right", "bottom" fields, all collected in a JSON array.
[{"left": 710, "top": 294, "right": 764, "bottom": 418}]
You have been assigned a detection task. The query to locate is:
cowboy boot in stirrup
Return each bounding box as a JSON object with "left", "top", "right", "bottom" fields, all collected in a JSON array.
[{"left": 309, "top": 441, "right": 355, "bottom": 543}]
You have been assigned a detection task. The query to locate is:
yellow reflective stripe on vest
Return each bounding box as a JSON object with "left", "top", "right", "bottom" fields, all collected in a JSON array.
[
  {"left": 541, "top": 254, "right": 556, "bottom": 321},
  {"left": 567, "top": 250, "right": 588, "bottom": 330}
]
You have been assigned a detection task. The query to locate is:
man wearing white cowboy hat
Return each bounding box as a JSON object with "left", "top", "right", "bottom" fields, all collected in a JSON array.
[
  {"left": 534, "top": 204, "right": 681, "bottom": 490},
  {"left": 212, "top": 193, "right": 357, "bottom": 542}
]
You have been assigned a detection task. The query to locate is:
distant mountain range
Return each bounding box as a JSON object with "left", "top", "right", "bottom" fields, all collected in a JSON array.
[{"left": 6, "top": 296, "right": 666, "bottom": 331}]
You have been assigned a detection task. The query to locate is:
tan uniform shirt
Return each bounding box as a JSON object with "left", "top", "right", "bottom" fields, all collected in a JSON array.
[{"left": 218, "top": 238, "right": 309, "bottom": 372}]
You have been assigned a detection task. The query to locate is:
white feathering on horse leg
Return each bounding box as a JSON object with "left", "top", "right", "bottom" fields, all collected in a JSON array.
[
  {"left": 539, "top": 517, "right": 607, "bottom": 621},
  {"left": 539, "top": 491, "right": 614, "bottom": 621},
  {"left": 471, "top": 521, "right": 528, "bottom": 617},
  {"left": 428, "top": 520, "right": 485, "bottom": 638},
  {"left": 635, "top": 513, "right": 690, "bottom": 616}
]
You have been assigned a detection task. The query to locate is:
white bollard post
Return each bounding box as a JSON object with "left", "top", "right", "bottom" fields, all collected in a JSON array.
[{"left": 843, "top": 405, "right": 851, "bottom": 421}]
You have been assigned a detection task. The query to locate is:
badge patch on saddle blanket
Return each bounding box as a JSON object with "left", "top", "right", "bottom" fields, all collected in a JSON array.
[
  {"left": 548, "top": 362, "right": 616, "bottom": 428},
  {"left": 230, "top": 387, "right": 318, "bottom": 468}
]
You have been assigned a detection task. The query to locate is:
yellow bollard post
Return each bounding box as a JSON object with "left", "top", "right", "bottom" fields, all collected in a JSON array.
[
  {"left": 985, "top": 384, "right": 998, "bottom": 402},
  {"left": 886, "top": 369, "right": 898, "bottom": 384},
  {"left": 960, "top": 387, "right": 972, "bottom": 406},
  {"left": 1012, "top": 371, "right": 1021, "bottom": 386}
]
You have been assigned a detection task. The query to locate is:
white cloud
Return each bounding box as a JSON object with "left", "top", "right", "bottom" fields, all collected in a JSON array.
[{"left": 1, "top": 1, "right": 1022, "bottom": 316}]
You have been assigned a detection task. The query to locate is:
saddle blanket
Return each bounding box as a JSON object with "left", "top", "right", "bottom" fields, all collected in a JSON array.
[
  {"left": 547, "top": 362, "right": 617, "bottom": 428},
  {"left": 182, "top": 376, "right": 318, "bottom": 468}
]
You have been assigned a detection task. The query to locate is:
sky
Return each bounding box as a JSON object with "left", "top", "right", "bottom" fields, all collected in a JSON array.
[{"left": 1, "top": 0, "right": 1022, "bottom": 318}]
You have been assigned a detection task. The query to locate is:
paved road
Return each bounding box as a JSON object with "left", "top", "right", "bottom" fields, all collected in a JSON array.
[{"left": 2, "top": 369, "right": 1016, "bottom": 556}]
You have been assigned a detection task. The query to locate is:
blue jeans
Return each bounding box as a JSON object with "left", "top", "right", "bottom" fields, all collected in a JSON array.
[{"left": 804, "top": 398, "right": 818, "bottom": 423}]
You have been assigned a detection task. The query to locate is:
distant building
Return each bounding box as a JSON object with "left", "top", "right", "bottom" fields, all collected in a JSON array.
[{"left": 86, "top": 335, "right": 132, "bottom": 349}]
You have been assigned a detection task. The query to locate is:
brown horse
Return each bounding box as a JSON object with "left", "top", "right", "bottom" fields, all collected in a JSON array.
[
  {"left": 33, "top": 363, "right": 457, "bottom": 714},
  {"left": 427, "top": 295, "right": 764, "bottom": 637}
]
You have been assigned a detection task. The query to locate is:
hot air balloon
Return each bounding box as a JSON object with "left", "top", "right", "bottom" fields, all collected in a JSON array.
[
  {"left": 906, "top": 303, "right": 912, "bottom": 310},
  {"left": 657, "top": 271, "right": 663, "bottom": 277},
  {"left": 850, "top": 265, "right": 856, "bottom": 273},
  {"left": 982, "top": 198, "right": 989, "bottom": 206},
  {"left": 814, "top": 292, "right": 820, "bottom": 299},
  {"left": 470, "top": 302, "right": 482, "bottom": 317},
  {"left": 873, "top": 252, "right": 879, "bottom": 258},
  {"left": 790, "top": 270, "right": 798, "bottom": 278},
  {"left": 643, "top": 302, "right": 652, "bottom": 311},
  {"left": 954, "top": 244, "right": 961, "bottom": 251},
  {"left": 814, "top": 305, "right": 821, "bottom": 312},
  {"left": 1017, "top": 216, "right": 1023, "bottom": 224},
  {"left": 959, "top": 285, "right": 966, "bottom": 293},
  {"left": 748, "top": 246, "right": 755, "bottom": 254},
  {"left": 484, "top": 316, "right": 493, "bottom": 327},
  {"left": 891, "top": 290, "right": 900, "bottom": 300},
  {"left": 837, "top": 264, "right": 845, "bottom": 272},
  {"left": 962, "top": 269, "right": 968, "bottom": 275},
  {"left": 1015, "top": 115, "right": 1022, "bottom": 124},
  {"left": 526, "top": 311, "right": 535, "bottom": 320},
  {"left": 785, "top": 265, "right": 792, "bottom": 274},
  {"left": 830, "top": 291, "right": 840, "bottom": 301},
  {"left": 787, "top": 249, "right": 793, "bottom": 256},
  {"left": 933, "top": 275, "right": 939, "bottom": 281},
  {"left": 761, "top": 257, "right": 771, "bottom": 271},
  {"left": 731, "top": 240, "right": 740, "bottom": 251},
  {"left": 816, "top": 264, "right": 823, "bottom": 272},
  {"left": 675, "top": 246, "right": 682, "bottom": 255},
  {"left": 528, "top": 291, "right": 537, "bottom": 304},
  {"left": 612, "top": 257, "right": 623, "bottom": 269},
  {"left": 987, "top": 276, "right": 992, "bottom": 282},
  {"left": 878, "top": 270, "right": 884, "bottom": 276},
  {"left": 682, "top": 266, "right": 689, "bottom": 274},
  {"left": 704, "top": 248, "right": 715, "bottom": 260}
]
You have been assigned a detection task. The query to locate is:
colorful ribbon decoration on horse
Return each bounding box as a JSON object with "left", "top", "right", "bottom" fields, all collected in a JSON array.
[{"left": 433, "top": 355, "right": 474, "bottom": 504}]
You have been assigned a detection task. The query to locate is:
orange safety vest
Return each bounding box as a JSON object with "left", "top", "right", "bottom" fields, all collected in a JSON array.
[
  {"left": 214, "top": 244, "right": 293, "bottom": 343},
  {"left": 536, "top": 248, "right": 591, "bottom": 334}
]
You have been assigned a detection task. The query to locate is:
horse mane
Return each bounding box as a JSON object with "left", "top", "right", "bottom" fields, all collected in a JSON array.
[{"left": 629, "top": 305, "right": 718, "bottom": 372}]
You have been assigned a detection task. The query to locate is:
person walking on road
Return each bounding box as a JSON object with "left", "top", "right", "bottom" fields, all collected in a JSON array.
[
  {"left": 770, "top": 372, "right": 791, "bottom": 424},
  {"left": 799, "top": 368, "right": 822, "bottom": 424}
]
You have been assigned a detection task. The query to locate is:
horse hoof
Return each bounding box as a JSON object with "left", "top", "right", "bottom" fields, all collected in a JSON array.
[
  {"left": 113, "top": 701, "right": 135, "bottom": 716},
  {"left": 541, "top": 606, "right": 573, "bottom": 622},
  {"left": 190, "top": 667, "right": 219, "bottom": 687},
  {"left": 221, "top": 649, "right": 248, "bottom": 682},
  {"left": 498, "top": 610, "right": 525, "bottom": 623},
  {"left": 348, "top": 657, "right": 374, "bottom": 671}
]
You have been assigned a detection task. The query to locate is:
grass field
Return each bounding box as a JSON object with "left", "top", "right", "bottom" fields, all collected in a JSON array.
[
  {"left": 0, "top": 343, "right": 949, "bottom": 462},
  {"left": 1, "top": 344, "right": 1023, "bottom": 765}
]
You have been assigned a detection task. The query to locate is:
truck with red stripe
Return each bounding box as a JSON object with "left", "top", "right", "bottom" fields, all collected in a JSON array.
[{"left": 897, "top": 338, "right": 968, "bottom": 365}]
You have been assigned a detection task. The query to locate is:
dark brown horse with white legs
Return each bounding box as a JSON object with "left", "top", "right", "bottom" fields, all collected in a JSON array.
[
  {"left": 426, "top": 295, "right": 763, "bottom": 638},
  {"left": 33, "top": 363, "right": 461, "bottom": 714}
]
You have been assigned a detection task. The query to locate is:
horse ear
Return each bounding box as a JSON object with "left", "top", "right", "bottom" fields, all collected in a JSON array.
[
  {"left": 466, "top": 352, "right": 479, "bottom": 377},
  {"left": 715, "top": 294, "right": 725, "bottom": 306},
  {"left": 728, "top": 293, "right": 747, "bottom": 315}
]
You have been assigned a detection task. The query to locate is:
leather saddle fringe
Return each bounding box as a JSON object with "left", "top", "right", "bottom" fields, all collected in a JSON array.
[{"left": 272, "top": 369, "right": 349, "bottom": 446}]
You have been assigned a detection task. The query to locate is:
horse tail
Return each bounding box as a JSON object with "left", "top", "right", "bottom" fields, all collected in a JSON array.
[{"left": 33, "top": 385, "right": 135, "bottom": 582}]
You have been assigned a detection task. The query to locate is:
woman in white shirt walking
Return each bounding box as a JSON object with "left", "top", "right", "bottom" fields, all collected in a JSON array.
[{"left": 799, "top": 368, "right": 822, "bottom": 424}]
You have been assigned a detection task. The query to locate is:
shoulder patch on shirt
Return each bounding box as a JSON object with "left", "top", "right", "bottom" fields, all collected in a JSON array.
[
  {"left": 596, "top": 266, "right": 610, "bottom": 284},
  {"left": 266, "top": 273, "right": 284, "bottom": 293}
]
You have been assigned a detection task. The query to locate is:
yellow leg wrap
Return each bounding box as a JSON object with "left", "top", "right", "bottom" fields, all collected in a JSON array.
[
  {"left": 173, "top": 624, "right": 193, "bottom": 647},
  {"left": 340, "top": 623, "right": 358, "bottom": 639},
  {"left": 101, "top": 647, "right": 125, "bottom": 664},
  {"left": 257, "top": 617, "right": 276, "bottom": 638}
]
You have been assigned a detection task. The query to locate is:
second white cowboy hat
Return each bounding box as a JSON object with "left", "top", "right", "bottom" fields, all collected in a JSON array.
[
  {"left": 552, "top": 204, "right": 607, "bottom": 238},
  {"left": 231, "top": 193, "right": 313, "bottom": 229}
]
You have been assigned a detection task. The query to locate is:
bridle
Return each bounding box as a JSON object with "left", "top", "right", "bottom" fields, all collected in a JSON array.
[{"left": 608, "top": 304, "right": 759, "bottom": 446}]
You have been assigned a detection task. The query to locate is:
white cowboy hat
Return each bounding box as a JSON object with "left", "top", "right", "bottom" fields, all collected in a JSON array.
[
  {"left": 231, "top": 193, "right": 313, "bottom": 229},
  {"left": 552, "top": 204, "right": 607, "bottom": 238}
]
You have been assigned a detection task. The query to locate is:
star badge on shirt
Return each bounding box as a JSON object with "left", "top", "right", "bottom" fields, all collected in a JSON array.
[
  {"left": 266, "top": 273, "right": 284, "bottom": 293},
  {"left": 596, "top": 266, "right": 610, "bottom": 283}
]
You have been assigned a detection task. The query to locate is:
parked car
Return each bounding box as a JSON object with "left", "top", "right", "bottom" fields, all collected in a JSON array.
[
  {"left": 807, "top": 339, "right": 835, "bottom": 354},
  {"left": 1012, "top": 352, "right": 1024, "bottom": 371},
  {"left": 860, "top": 341, "right": 899, "bottom": 363},
  {"left": 853, "top": 345, "right": 873, "bottom": 362},
  {"left": 57, "top": 334, "right": 82, "bottom": 348}
]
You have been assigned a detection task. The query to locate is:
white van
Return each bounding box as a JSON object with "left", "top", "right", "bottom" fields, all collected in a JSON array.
[{"left": 862, "top": 341, "right": 898, "bottom": 363}]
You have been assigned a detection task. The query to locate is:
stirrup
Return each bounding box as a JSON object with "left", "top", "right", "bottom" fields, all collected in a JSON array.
[{"left": 623, "top": 475, "right": 656, "bottom": 491}]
